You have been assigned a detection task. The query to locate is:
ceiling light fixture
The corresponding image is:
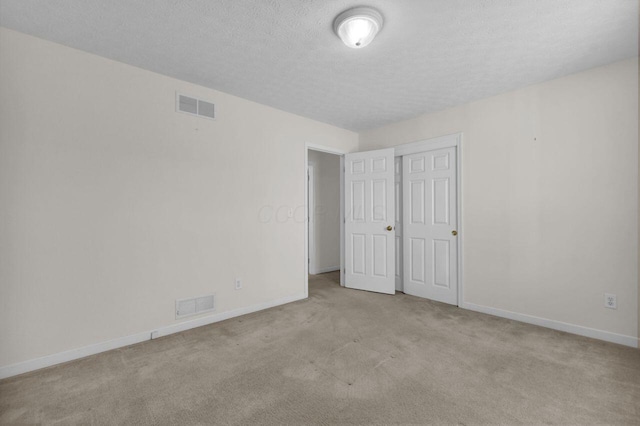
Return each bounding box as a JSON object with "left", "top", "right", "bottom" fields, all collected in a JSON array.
[{"left": 333, "top": 7, "right": 383, "bottom": 49}]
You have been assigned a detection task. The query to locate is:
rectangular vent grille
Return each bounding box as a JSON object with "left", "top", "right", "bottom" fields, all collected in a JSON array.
[
  {"left": 176, "top": 93, "right": 215, "bottom": 120},
  {"left": 176, "top": 294, "right": 215, "bottom": 319}
]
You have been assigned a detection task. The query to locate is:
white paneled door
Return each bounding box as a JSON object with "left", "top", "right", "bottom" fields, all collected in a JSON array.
[
  {"left": 344, "top": 148, "right": 395, "bottom": 295},
  {"left": 402, "top": 147, "right": 458, "bottom": 305}
]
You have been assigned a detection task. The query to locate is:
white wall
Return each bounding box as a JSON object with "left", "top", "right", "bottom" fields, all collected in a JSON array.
[
  {"left": 360, "top": 58, "right": 639, "bottom": 344},
  {"left": 0, "top": 28, "right": 358, "bottom": 371},
  {"left": 308, "top": 150, "right": 340, "bottom": 273}
]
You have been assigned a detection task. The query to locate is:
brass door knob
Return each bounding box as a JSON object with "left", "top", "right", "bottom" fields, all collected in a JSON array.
[
  {"left": 386, "top": 226, "right": 393, "bottom": 231},
  {"left": 452, "top": 230, "right": 458, "bottom": 236}
]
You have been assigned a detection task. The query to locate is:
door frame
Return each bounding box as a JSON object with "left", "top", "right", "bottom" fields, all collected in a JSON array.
[
  {"left": 304, "top": 143, "right": 346, "bottom": 298},
  {"left": 394, "top": 132, "right": 464, "bottom": 307},
  {"left": 307, "top": 162, "right": 316, "bottom": 275}
]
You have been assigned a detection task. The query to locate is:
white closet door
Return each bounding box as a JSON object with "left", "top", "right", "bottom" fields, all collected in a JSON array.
[
  {"left": 344, "top": 148, "right": 395, "bottom": 295},
  {"left": 402, "top": 147, "right": 458, "bottom": 305}
]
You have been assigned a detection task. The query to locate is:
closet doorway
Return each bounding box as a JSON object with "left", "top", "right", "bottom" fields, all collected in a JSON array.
[
  {"left": 395, "top": 134, "right": 462, "bottom": 305},
  {"left": 342, "top": 133, "right": 463, "bottom": 305}
]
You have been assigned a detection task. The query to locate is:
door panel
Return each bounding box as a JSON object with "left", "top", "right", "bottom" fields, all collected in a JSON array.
[
  {"left": 410, "top": 237, "right": 425, "bottom": 283},
  {"left": 410, "top": 180, "right": 425, "bottom": 223},
  {"left": 372, "top": 235, "right": 387, "bottom": 277},
  {"left": 345, "top": 148, "right": 395, "bottom": 295},
  {"left": 433, "top": 239, "right": 450, "bottom": 287},
  {"left": 403, "top": 147, "right": 458, "bottom": 305},
  {"left": 372, "top": 180, "right": 387, "bottom": 221},
  {"left": 351, "top": 234, "right": 366, "bottom": 275}
]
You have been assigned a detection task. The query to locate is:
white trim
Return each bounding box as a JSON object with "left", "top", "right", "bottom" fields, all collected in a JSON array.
[
  {"left": 306, "top": 143, "right": 348, "bottom": 156},
  {"left": 307, "top": 162, "right": 316, "bottom": 277},
  {"left": 151, "top": 293, "right": 305, "bottom": 339},
  {"left": 457, "top": 136, "right": 464, "bottom": 308},
  {"left": 310, "top": 266, "right": 341, "bottom": 274},
  {"left": 304, "top": 143, "right": 347, "bottom": 299},
  {"left": 0, "top": 293, "right": 306, "bottom": 380},
  {"left": 393, "top": 133, "right": 461, "bottom": 156},
  {"left": 394, "top": 133, "right": 464, "bottom": 307},
  {"left": 339, "top": 156, "right": 345, "bottom": 287},
  {"left": 462, "top": 302, "right": 639, "bottom": 348}
]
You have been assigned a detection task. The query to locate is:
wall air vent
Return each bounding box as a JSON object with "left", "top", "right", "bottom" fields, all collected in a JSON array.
[
  {"left": 175, "top": 294, "right": 215, "bottom": 319},
  {"left": 176, "top": 93, "right": 215, "bottom": 120}
]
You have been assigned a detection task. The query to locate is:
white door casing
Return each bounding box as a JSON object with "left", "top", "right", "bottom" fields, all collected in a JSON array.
[
  {"left": 402, "top": 147, "right": 458, "bottom": 305},
  {"left": 307, "top": 163, "right": 316, "bottom": 274},
  {"left": 394, "top": 157, "right": 403, "bottom": 292},
  {"left": 344, "top": 148, "right": 396, "bottom": 295}
]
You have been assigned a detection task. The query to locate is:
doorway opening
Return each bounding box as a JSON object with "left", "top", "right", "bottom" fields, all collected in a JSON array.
[
  {"left": 308, "top": 150, "right": 341, "bottom": 275},
  {"left": 304, "top": 145, "right": 346, "bottom": 298}
]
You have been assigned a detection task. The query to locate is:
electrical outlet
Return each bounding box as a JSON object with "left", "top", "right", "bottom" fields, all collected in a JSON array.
[
  {"left": 604, "top": 293, "right": 617, "bottom": 309},
  {"left": 235, "top": 278, "right": 242, "bottom": 290}
]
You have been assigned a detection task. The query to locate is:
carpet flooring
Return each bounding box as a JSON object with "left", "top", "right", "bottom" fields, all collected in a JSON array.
[{"left": 1, "top": 271, "right": 639, "bottom": 425}]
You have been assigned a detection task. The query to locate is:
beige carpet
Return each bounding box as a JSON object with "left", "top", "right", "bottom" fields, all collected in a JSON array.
[{"left": 1, "top": 271, "right": 639, "bottom": 425}]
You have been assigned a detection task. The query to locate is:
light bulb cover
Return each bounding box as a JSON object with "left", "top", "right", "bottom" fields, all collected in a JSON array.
[{"left": 333, "top": 7, "right": 383, "bottom": 49}]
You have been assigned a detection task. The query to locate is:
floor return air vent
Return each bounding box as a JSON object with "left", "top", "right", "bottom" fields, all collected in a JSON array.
[{"left": 175, "top": 294, "right": 215, "bottom": 319}]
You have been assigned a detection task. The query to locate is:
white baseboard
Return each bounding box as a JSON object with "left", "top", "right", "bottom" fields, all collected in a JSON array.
[
  {"left": 0, "top": 293, "right": 307, "bottom": 380},
  {"left": 461, "top": 302, "right": 638, "bottom": 348},
  {"left": 0, "top": 331, "right": 152, "bottom": 381},
  {"left": 309, "top": 266, "right": 340, "bottom": 275},
  {"left": 150, "top": 293, "right": 305, "bottom": 339}
]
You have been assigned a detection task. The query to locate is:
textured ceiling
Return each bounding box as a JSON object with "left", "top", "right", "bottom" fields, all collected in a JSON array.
[{"left": 0, "top": 0, "right": 638, "bottom": 131}]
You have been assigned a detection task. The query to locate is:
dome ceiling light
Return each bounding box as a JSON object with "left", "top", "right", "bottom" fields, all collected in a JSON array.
[{"left": 333, "top": 7, "right": 384, "bottom": 49}]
